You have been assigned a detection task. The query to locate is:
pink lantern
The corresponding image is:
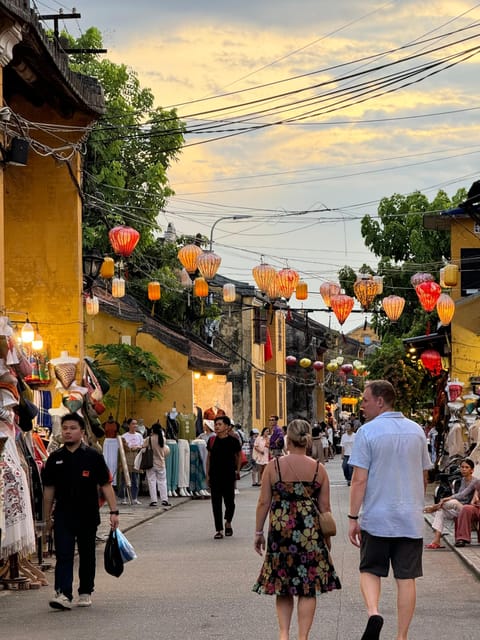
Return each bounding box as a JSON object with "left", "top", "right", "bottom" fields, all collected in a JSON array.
[
  {"left": 312, "top": 361, "right": 324, "bottom": 371},
  {"left": 410, "top": 272, "right": 434, "bottom": 288},
  {"left": 286, "top": 355, "right": 297, "bottom": 366},
  {"left": 320, "top": 282, "right": 341, "bottom": 308}
]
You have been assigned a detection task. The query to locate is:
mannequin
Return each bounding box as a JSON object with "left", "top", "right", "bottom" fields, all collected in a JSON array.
[{"left": 102, "top": 415, "right": 120, "bottom": 485}]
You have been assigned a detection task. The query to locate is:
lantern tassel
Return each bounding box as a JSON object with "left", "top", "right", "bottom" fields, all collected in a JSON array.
[{"left": 151, "top": 302, "right": 155, "bottom": 317}]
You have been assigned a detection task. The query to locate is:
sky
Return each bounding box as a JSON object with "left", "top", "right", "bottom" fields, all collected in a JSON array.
[{"left": 37, "top": 1, "right": 480, "bottom": 333}]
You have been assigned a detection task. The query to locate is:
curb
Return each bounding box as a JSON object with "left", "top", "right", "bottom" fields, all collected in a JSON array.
[{"left": 424, "top": 513, "right": 480, "bottom": 580}]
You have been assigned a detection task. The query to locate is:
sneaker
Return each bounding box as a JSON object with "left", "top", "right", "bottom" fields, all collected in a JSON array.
[
  {"left": 133, "top": 500, "right": 142, "bottom": 505},
  {"left": 49, "top": 592, "right": 72, "bottom": 610},
  {"left": 161, "top": 501, "right": 172, "bottom": 507},
  {"left": 121, "top": 500, "right": 128, "bottom": 505},
  {"left": 149, "top": 502, "right": 158, "bottom": 507},
  {"left": 77, "top": 593, "right": 92, "bottom": 607}
]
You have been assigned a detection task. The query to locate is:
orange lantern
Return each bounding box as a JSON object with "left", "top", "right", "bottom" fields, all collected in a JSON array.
[
  {"left": 415, "top": 281, "right": 441, "bottom": 312},
  {"left": 223, "top": 283, "right": 236, "bottom": 303},
  {"left": 436, "top": 293, "right": 455, "bottom": 326},
  {"left": 148, "top": 281, "right": 161, "bottom": 301},
  {"left": 99, "top": 257, "right": 115, "bottom": 279},
  {"left": 277, "top": 268, "right": 300, "bottom": 299},
  {"left": 178, "top": 244, "right": 203, "bottom": 274},
  {"left": 252, "top": 262, "right": 276, "bottom": 293},
  {"left": 320, "top": 282, "right": 340, "bottom": 308},
  {"left": 112, "top": 277, "right": 125, "bottom": 298},
  {"left": 266, "top": 272, "right": 281, "bottom": 299},
  {"left": 295, "top": 280, "right": 308, "bottom": 300},
  {"left": 330, "top": 294, "right": 354, "bottom": 326},
  {"left": 193, "top": 276, "right": 209, "bottom": 297},
  {"left": 382, "top": 295, "right": 405, "bottom": 322},
  {"left": 108, "top": 226, "right": 140, "bottom": 258},
  {"left": 443, "top": 264, "right": 459, "bottom": 288},
  {"left": 353, "top": 275, "right": 378, "bottom": 310},
  {"left": 197, "top": 250, "right": 222, "bottom": 280}
]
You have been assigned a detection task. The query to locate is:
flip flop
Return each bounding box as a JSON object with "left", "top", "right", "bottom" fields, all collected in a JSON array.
[
  {"left": 214, "top": 532, "right": 223, "bottom": 539},
  {"left": 425, "top": 542, "right": 444, "bottom": 549},
  {"left": 224, "top": 525, "right": 233, "bottom": 537}
]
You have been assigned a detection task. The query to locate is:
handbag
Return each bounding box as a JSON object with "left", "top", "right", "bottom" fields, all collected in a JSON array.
[
  {"left": 140, "top": 437, "right": 154, "bottom": 470},
  {"left": 104, "top": 529, "right": 124, "bottom": 577}
]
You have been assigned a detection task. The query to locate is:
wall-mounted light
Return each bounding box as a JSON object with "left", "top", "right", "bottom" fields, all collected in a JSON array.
[
  {"left": 206, "top": 372, "right": 214, "bottom": 380},
  {"left": 193, "top": 371, "right": 201, "bottom": 380},
  {"left": 0, "top": 137, "right": 29, "bottom": 167},
  {"left": 82, "top": 254, "right": 104, "bottom": 293}
]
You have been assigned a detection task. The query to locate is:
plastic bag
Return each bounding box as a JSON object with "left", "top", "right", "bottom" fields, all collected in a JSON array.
[
  {"left": 116, "top": 528, "right": 137, "bottom": 562},
  {"left": 104, "top": 529, "right": 124, "bottom": 577}
]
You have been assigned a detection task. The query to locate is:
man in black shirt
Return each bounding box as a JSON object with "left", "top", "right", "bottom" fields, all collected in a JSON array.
[
  {"left": 43, "top": 413, "right": 119, "bottom": 610},
  {"left": 206, "top": 415, "right": 241, "bottom": 539}
]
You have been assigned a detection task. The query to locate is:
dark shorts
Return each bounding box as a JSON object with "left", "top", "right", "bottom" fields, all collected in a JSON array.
[{"left": 359, "top": 530, "right": 423, "bottom": 579}]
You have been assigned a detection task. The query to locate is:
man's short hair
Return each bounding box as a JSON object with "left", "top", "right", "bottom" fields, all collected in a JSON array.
[
  {"left": 215, "top": 415, "right": 231, "bottom": 427},
  {"left": 61, "top": 413, "right": 85, "bottom": 430},
  {"left": 366, "top": 380, "right": 396, "bottom": 407}
]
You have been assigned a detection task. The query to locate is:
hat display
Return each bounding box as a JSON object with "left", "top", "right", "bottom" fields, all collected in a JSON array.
[{"left": 203, "top": 419, "right": 215, "bottom": 432}]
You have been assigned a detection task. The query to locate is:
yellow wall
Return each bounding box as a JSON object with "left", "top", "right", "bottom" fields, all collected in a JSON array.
[
  {"left": 265, "top": 310, "right": 287, "bottom": 423},
  {"left": 193, "top": 375, "right": 232, "bottom": 420}
]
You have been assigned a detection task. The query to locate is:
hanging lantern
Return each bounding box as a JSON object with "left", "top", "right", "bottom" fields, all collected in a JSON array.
[
  {"left": 373, "top": 275, "right": 383, "bottom": 295},
  {"left": 436, "top": 293, "right": 455, "bottom": 326},
  {"left": 356, "top": 364, "right": 367, "bottom": 374},
  {"left": 313, "top": 360, "right": 324, "bottom": 371},
  {"left": 223, "top": 283, "right": 236, "bottom": 303},
  {"left": 86, "top": 295, "right": 100, "bottom": 315},
  {"left": 252, "top": 261, "right": 276, "bottom": 293},
  {"left": 299, "top": 358, "right": 312, "bottom": 368},
  {"left": 420, "top": 349, "right": 442, "bottom": 375},
  {"left": 193, "top": 276, "right": 209, "bottom": 297},
  {"left": 197, "top": 250, "right": 222, "bottom": 280},
  {"left": 439, "top": 267, "right": 446, "bottom": 288},
  {"left": 295, "top": 280, "right": 308, "bottom": 301},
  {"left": 336, "top": 356, "right": 344, "bottom": 365},
  {"left": 178, "top": 244, "right": 203, "bottom": 274},
  {"left": 330, "top": 294, "right": 354, "bottom": 326},
  {"left": 148, "top": 281, "right": 161, "bottom": 302},
  {"left": 112, "top": 277, "right": 125, "bottom": 298},
  {"left": 382, "top": 295, "right": 405, "bottom": 322},
  {"left": 266, "top": 272, "right": 281, "bottom": 299},
  {"left": 326, "top": 361, "right": 339, "bottom": 372},
  {"left": 180, "top": 268, "right": 193, "bottom": 288},
  {"left": 320, "top": 282, "right": 340, "bottom": 308},
  {"left": 341, "top": 363, "right": 354, "bottom": 374},
  {"left": 108, "top": 226, "right": 140, "bottom": 258},
  {"left": 286, "top": 355, "right": 297, "bottom": 366},
  {"left": 354, "top": 275, "right": 378, "bottom": 310},
  {"left": 21, "top": 318, "right": 35, "bottom": 343},
  {"left": 443, "top": 263, "right": 459, "bottom": 288},
  {"left": 410, "top": 272, "right": 434, "bottom": 288},
  {"left": 99, "top": 257, "right": 115, "bottom": 279},
  {"left": 415, "top": 281, "right": 442, "bottom": 312},
  {"left": 32, "top": 332, "right": 44, "bottom": 351},
  {"left": 277, "top": 268, "right": 300, "bottom": 299}
]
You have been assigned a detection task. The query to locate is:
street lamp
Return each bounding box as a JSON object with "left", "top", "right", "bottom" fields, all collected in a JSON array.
[{"left": 209, "top": 215, "right": 252, "bottom": 251}]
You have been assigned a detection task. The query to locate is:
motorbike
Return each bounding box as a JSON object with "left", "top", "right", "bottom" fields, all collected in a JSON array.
[{"left": 434, "top": 454, "right": 464, "bottom": 503}]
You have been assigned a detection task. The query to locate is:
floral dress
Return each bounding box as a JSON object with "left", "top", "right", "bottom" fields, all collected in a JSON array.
[{"left": 253, "top": 459, "right": 341, "bottom": 597}]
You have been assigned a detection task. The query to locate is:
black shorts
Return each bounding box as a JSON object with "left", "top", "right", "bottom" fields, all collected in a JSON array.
[{"left": 359, "top": 530, "right": 423, "bottom": 579}]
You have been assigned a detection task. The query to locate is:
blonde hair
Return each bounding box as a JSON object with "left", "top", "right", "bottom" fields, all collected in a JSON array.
[{"left": 287, "top": 419, "right": 311, "bottom": 449}]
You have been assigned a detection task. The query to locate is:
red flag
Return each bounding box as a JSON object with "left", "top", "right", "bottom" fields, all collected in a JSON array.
[{"left": 264, "top": 327, "right": 273, "bottom": 362}]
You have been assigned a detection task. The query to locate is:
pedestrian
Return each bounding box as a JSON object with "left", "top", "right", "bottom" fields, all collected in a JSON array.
[
  {"left": 340, "top": 422, "right": 356, "bottom": 485},
  {"left": 206, "top": 415, "right": 241, "bottom": 539},
  {"left": 249, "top": 428, "right": 261, "bottom": 486},
  {"left": 144, "top": 421, "right": 171, "bottom": 508},
  {"left": 253, "top": 427, "right": 270, "bottom": 481},
  {"left": 42, "top": 413, "right": 119, "bottom": 610},
  {"left": 253, "top": 419, "right": 341, "bottom": 640},
  {"left": 119, "top": 417, "right": 144, "bottom": 504},
  {"left": 268, "top": 415, "right": 285, "bottom": 457},
  {"left": 348, "top": 380, "right": 432, "bottom": 640},
  {"left": 310, "top": 422, "right": 325, "bottom": 463}
]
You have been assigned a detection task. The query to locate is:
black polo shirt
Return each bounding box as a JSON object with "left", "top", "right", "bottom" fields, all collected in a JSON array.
[
  {"left": 42, "top": 443, "right": 110, "bottom": 528},
  {"left": 208, "top": 435, "right": 241, "bottom": 483}
]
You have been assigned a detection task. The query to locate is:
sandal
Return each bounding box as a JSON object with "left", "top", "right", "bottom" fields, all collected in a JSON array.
[
  {"left": 425, "top": 542, "right": 444, "bottom": 549},
  {"left": 224, "top": 525, "right": 233, "bottom": 537},
  {"left": 423, "top": 505, "right": 438, "bottom": 514},
  {"left": 214, "top": 532, "right": 223, "bottom": 539}
]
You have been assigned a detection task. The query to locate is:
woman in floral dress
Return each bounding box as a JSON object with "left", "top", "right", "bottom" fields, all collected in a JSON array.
[{"left": 253, "top": 419, "right": 341, "bottom": 640}]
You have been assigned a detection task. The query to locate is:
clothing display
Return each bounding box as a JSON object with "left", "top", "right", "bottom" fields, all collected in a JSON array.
[
  {"left": 103, "top": 438, "right": 119, "bottom": 485},
  {"left": 177, "top": 413, "right": 196, "bottom": 441},
  {"left": 189, "top": 439, "right": 208, "bottom": 493},
  {"left": 165, "top": 439, "right": 179, "bottom": 494},
  {"left": 177, "top": 439, "right": 190, "bottom": 490}
]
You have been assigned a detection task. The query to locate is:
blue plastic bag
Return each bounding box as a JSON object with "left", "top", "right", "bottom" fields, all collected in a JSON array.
[{"left": 116, "top": 528, "right": 137, "bottom": 562}]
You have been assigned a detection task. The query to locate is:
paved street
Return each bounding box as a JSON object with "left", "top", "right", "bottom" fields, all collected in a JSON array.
[{"left": 0, "top": 457, "right": 478, "bottom": 640}]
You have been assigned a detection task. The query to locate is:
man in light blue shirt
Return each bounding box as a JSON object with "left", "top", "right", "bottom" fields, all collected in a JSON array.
[{"left": 348, "top": 380, "right": 432, "bottom": 640}]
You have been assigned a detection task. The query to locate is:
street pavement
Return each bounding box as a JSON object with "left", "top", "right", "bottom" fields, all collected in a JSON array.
[{"left": 0, "top": 457, "right": 478, "bottom": 640}]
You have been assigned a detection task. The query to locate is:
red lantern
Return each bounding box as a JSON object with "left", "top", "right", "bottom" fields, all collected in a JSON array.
[
  {"left": 286, "top": 355, "right": 297, "bottom": 366},
  {"left": 436, "top": 293, "right": 455, "bottom": 326},
  {"left": 341, "top": 363, "right": 354, "bottom": 374},
  {"left": 320, "top": 282, "right": 340, "bottom": 308},
  {"left": 313, "top": 360, "right": 324, "bottom": 371},
  {"left": 295, "top": 281, "right": 308, "bottom": 301},
  {"left": 353, "top": 275, "right": 378, "bottom": 310},
  {"left": 382, "top": 295, "right": 405, "bottom": 322},
  {"left": 108, "top": 226, "right": 140, "bottom": 258},
  {"left": 197, "top": 251, "right": 222, "bottom": 280},
  {"left": 415, "top": 281, "right": 441, "bottom": 312},
  {"left": 410, "top": 272, "right": 434, "bottom": 288},
  {"left": 330, "top": 294, "right": 354, "bottom": 326},
  {"left": 252, "top": 262, "right": 276, "bottom": 293},
  {"left": 420, "top": 349, "right": 442, "bottom": 375},
  {"left": 277, "top": 268, "right": 300, "bottom": 299},
  {"left": 178, "top": 244, "right": 203, "bottom": 274}
]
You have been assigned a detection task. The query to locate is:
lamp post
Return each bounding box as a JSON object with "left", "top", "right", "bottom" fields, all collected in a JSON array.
[{"left": 209, "top": 215, "right": 252, "bottom": 251}]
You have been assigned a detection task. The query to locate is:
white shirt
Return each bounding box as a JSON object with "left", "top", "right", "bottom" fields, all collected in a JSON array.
[
  {"left": 340, "top": 431, "right": 356, "bottom": 456},
  {"left": 122, "top": 432, "right": 143, "bottom": 449}
]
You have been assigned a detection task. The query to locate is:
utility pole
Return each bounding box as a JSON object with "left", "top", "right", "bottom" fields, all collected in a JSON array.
[{"left": 39, "top": 9, "right": 107, "bottom": 54}]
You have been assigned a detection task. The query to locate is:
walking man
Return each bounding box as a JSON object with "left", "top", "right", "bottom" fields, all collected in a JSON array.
[
  {"left": 340, "top": 422, "right": 356, "bottom": 486},
  {"left": 206, "top": 415, "right": 241, "bottom": 539},
  {"left": 43, "top": 413, "right": 119, "bottom": 610},
  {"left": 268, "top": 415, "right": 285, "bottom": 457},
  {"left": 348, "top": 380, "right": 432, "bottom": 640}
]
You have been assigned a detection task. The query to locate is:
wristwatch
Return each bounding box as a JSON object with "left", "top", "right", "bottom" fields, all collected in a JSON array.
[
  {"left": 110, "top": 510, "right": 120, "bottom": 515},
  {"left": 347, "top": 514, "right": 359, "bottom": 520}
]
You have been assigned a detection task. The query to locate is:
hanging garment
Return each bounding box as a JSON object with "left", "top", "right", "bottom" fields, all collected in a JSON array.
[
  {"left": 33, "top": 390, "right": 53, "bottom": 429},
  {"left": 166, "top": 416, "right": 179, "bottom": 441},
  {"left": 177, "top": 439, "right": 190, "bottom": 489},
  {"left": 177, "top": 413, "right": 196, "bottom": 441},
  {"left": 189, "top": 440, "right": 207, "bottom": 493}
]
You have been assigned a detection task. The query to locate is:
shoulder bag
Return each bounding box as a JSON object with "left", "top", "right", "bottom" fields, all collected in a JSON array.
[{"left": 140, "top": 437, "right": 154, "bottom": 470}]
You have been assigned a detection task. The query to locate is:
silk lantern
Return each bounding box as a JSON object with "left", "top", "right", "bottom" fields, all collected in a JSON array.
[
  {"left": 330, "top": 294, "right": 354, "bottom": 326},
  {"left": 266, "top": 272, "right": 281, "bottom": 299},
  {"left": 415, "top": 281, "right": 442, "bottom": 312},
  {"left": 373, "top": 275, "right": 383, "bottom": 295},
  {"left": 252, "top": 262, "right": 276, "bottom": 293},
  {"left": 326, "top": 361, "right": 339, "bottom": 372},
  {"left": 193, "top": 277, "right": 209, "bottom": 297},
  {"left": 410, "top": 272, "right": 434, "bottom": 288},
  {"left": 443, "top": 264, "right": 459, "bottom": 287},
  {"left": 382, "top": 295, "right": 405, "bottom": 322},
  {"left": 353, "top": 275, "right": 378, "bottom": 310},
  {"left": 178, "top": 244, "right": 203, "bottom": 274},
  {"left": 341, "top": 363, "right": 354, "bottom": 374},
  {"left": 313, "top": 360, "right": 324, "bottom": 371},
  {"left": 108, "top": 226, "right": 140, "bottom": 258},
  {"left": 148, "top": 281, "right": 161, "bottom": 301},
  {"left": 286, "top": 355, "right": 297, "bottom": 366},
  {"left": 277, "top": 268, "right": 300, "bottom": 299},
  {"left": 295, "top": 280, "right": 308, "bottom": 301},
  {"left": 420, "top": 349, "right": 442, "bottom": 375},
  {"left": 86, "top": 295, "right": 99, "bottom": 315},
  {"left": 99, "top": 257, "right": 115, "bottom": 279},
  {"left": 197, "top": 250, "right": 222, "bottom": 280},
  {"left": 223, "top": 283, "right": 236, "bottom": 303},
  {"left": 320, "top": 282, "right": 340, "bottom": 308},
  {"left": 436, "top": 293, "right": 455, "bottom": 326},
  {"left": 112, "top": 277, "right": 125, "bottom": 298},
  {"left": 299, "top": 358, "right": 312, "bottom": 368}
]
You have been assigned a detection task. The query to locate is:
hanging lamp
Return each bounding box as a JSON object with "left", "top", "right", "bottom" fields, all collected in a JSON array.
[
  {"left": 178, "top": 244, "right": 203, "bottom": 274},
  {"left": 193, "top": 277, "right": 209, "bottom": 297},
  {"left": 99, "top": 257, "right": 115, "bottom": 279},
  {"left": 415, "top": 281, "right": 442, "bottom": 312},
  {"left": 319, "top": 282, "right": 341, "bottom": 308},
  {"left": 197, "top": 250, "right": 222, "bottom": 280},
  {"left": 112, "top": 277, "right": 126, "bottom": 298},
  {"left": 443, "top": 264, "right": 459, "bottom": 288},
  {"left": 410, "top": 272, "right": 434, "bottom": 288},
  {"left": 252, "top": 260, "right": 276, "bottom": 293},
  {"left": 373, "top": 275, "right": 383, "bottom": 295},
  {"left": 436, "top": 293, "right": 455, "bottom": 326},
  {"left": 277, "top": 268, "right": 300, "bottom": 299},
  {"left": 353, "top": 275, "right": 378, "bottom": 310},
  {"left": 21, "top": 317, "right": 35, "bottom": 343},
  {"left": 148, "top": 281, "right": 161, "bottom": 302},
  {"left": 86, "top": 295, "right": 100, "bottom": 315},
  {"left": 330, "top": 294, "right": 354, "bottom": 326},
  {"left": 295, "top": 280, "right": 308, "bottom": 301},
  {"left": 382, "top": 295, "right": 405, "bottom": 322},
  {"left": 108, "top": 226, "right": 140, "bottom": 258},
  {"left": 266, "top": 272, "right": 281, "bottom": 299},
  {"left": 223, "top": 283, "right": 236, "bottom": 303},
  {"left": 420, "top": 349, "right": 442, "bottom": 375}
]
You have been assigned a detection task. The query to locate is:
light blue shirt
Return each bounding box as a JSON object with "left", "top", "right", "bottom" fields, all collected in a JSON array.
[{"left": 349, "top": 411, "right": 433, "bottom": 538}]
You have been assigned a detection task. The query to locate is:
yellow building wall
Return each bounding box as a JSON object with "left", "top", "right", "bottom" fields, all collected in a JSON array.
[
  {"left": 450, "top": 218, "right": 478, "bottom": 301},
  {"left": 193, "top": 376, "right": 232, "bottom": 421},
  {"left": 265, "top": 310, "right": 287, "bottom": 423}
]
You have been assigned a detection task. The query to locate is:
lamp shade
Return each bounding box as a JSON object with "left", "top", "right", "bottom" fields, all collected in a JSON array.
[
  {"left": 277, "top": 268, "right": 300, "bottom": 299},
  {"left": 193, "top": 276, "right": 209, "bottom": 297},
  {"left": 252, "top": 262, "right": 276, "bottom": 293},
  {"left": 223, "top": 283, "right": 236, "bottom": 303},
  {"left": 197, "top": 250, "right": 222, "bottom": 280},
  {"left": 148, "top": 281, "right": 161, "bottom": 301},
  {"left": 178, "top": 244, "right": 203, "bottom": 274},
  {"left": 86, "top": 295, "right": 99, "bottom": 315},
  {"left": 415, "top": 281, "right": 442, "bottom": 312},
  {"left": 443, "top": 263, "right": 459, "bottom": 287},
  {"left": 180, "top": 268, "right": 193, "bottom": 288},
  {"left": 32, "top": 333, "right": 44, "bottom": 351},
  {"left": 21, "top": 320, "right": 35, "bottom": 343},
  {"left": 341, "top": 363, "right": 354, "bottom": 374},
  {"left": 373, "top": 275, "right": 383, "bottom": 295},
  {"left": 99, "top": 257, "right": 115, "bottom": 279},
  {"left": 312, "top": 360, "right": 324, "bottom": 371},
  {"left": 112, "top": 277, "right": 125, "bottom": 298},
  {"left": 295, "top": 280, "right": 308, "bottom": 300},
  {"left": 330, "top": 294, "right": 354, "bottom": 325},
  {"left": 320, "top": 282, "right": 341, "bottom": 307},
  {"left": 108, "top": 226, "right": 140, "bottom": 258},
  {"left": 420, "top": 349, "right": 442, "bottom": 375},
  {"left": 353, "top": 275, "right": 378, "bottom": 310},
  {"left": 382, "top": 295, "right": 405, "bottom": 322},
  {"left": 436, "top": 293, "right": 455, "bottom": 326},
  {"left": 410, "top": 272, "right": 434, "bottom": 288}
]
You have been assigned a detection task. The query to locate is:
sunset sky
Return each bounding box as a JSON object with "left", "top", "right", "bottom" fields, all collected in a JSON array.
[{"left": 42, "top": 1, "right": 480, "bottom": 330}]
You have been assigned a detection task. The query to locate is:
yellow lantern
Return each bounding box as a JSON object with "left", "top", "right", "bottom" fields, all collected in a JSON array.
[
  {"left": 436, "top": 293, "right": 455, "bottom": 326},
  {"left": 252, "top": 261, "right": 276, "bottom": 293},
  {"left": 223, "top": 283, "right": 236, "bottom": 303},
  {"left": 99, "top": 257, "right": 115, "bottom": 279},
  {"left": 439, "top": 267, "right": 446, "bottom": 288},
  {"left": 193, "top": 276, "right": 209, "bottom": 297},
  {"left": 86, "top": 295, "right": 99, "bottom": 315},
  {"left": 178, "top": 244, "right": 203, "bottom": 274},
  {"left": 299, "top": 357, "right": 312, "bottom": 368},
  {"left": 382, "top": 295, "right": 405, "bottom": 322},
  {"left": 320, "top": 282, "right": 340, "bottom": 307},
  {"left": 326, "top": 361, "right": 339, "bottom": 372},
  {"left": 277, "top": 268, "right": 300, "bottom": 299},
  {"left": 197, "top": 250, "right": 222, "bottom": 280},
  {"left": 295, "top": 280, "right": 308, "bottom": 301},
  {"left": 112, "top": 277, "right": 125, "bottom": 298},
  {"left": 148, "top": 281, "right": 161, "bottom": 301},
  {"left": 353, "top": 275, "right": 378, "bottom": 310},
  {"left": 443, "top": 264, "right": 459, "bottom": 288}
]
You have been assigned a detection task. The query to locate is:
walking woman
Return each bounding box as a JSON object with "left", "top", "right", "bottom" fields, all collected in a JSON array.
[
  {"left": 144, "top": 422, "right": 170, "bottom": 507},
  {"left": 252, "top": 427, "right": 270, "bottom": 481},
  {"left": 253, "top": 419, "right": 341, "bottom": 640}
]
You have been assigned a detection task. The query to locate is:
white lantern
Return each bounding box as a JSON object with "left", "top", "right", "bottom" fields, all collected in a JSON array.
[
  {"left": 223, "top": 283, "right": 236, "bottom": 303},
  {"left": 86, "top": 295, "right": 100, "bottom": 316},
  {"left": 112, "top": 277, "right": 125, "bottom": 298}
]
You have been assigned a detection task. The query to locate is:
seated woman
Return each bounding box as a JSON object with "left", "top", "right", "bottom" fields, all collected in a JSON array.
[
  {"left": 424, "top": 458, "right": 476, "bottom": 549},
  {"left": 454, "top": 486, "right": 480, "bottom": 547}
]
